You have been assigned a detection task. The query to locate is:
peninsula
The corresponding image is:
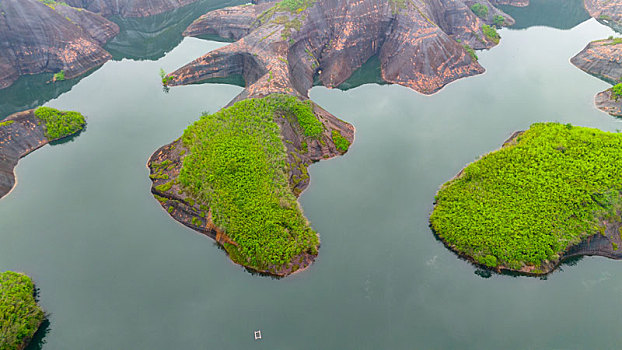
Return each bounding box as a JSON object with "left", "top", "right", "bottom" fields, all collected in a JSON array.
[
  {"left": 571, "top": 38, "right": 622, "bottom": 116},
  {"left": 0, "top": 107, "right": 86, "bottom": 199}
]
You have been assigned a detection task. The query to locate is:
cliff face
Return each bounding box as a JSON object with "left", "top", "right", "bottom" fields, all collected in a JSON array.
[
  {"left": 63, "top": 0, "right": 201, "bottom": 17},
  {"left": 0, "top": 0, "right": 119, "bottom": 89},
  {"left": 571, "top": 39, "right": 622, "bottom": 116},
  {"left": 167, "top": 0, "right": 517, "bottom": 99}
]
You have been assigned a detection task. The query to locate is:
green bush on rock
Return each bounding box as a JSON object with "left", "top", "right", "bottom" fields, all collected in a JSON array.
[
  {"left": 178, "top": 94, "right": 321, "bottom": 272},
  {"left": 34, "top": 106, "right": 85, "bottom": 140},
  {"left": 0, "top": 271, "right": 44, "bottom": 350},
  {"left": 430, "top": 123, "right": 622, "bottom": 271}
]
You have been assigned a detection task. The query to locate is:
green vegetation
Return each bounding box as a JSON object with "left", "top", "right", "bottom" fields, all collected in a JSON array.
[
  {"left": 159, "top": 68, "right": 173, "bottom": 85},
  {"left": 53, "top": 70, "right": 65, "bottom": 81},
  {"left": 331, "top": 130, "right": 350, "bottom": 152},
  {"left": 389, "top": 0, "right": 407, "bottom": 15},
  {"left": 275, "top": 0, "right": 315, "bottom": 13},
  {"left": 462, "top": 44, "right": 478, "bottom": 61},
  {"left": 0, "top": 271, "right": 45, "bottom": 350},
  {"left": 177, "top": 94, "right": 321, "bottom": 271},
  {"left": 493, "top": 15, "right": 504, "bottom": 27},
  {"left": 38, "top": 0, "right": 68, "bottom": 9},
  {"left": 482, "top": 24, "right": 500, "bottom": 44},
  {"left": 613, "top": 83, "right": 622, "bottom": 100},
  {"left": 0, "top": 120, "right": 15, "bottom": 128},
  {"left": 34, "top": 106, "right": 86, "bottom": 140},
  {"left": 470, "top": 3, "right": 489, "bottom": 18},
  {"left": 431, "top": 123, "right": 622, "bottom": 271}
]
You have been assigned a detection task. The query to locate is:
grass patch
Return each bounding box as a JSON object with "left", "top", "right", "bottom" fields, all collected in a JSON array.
[
  {"left": 34, "top": 106, "right": 85, "bottom": 140},
  {"left": 53, "top": 70, "right": 65, "bottom": 81},
  {"left": 178, "top": 94, "right": 320, "bottom": 271},
  {"left": 482, "top": 24, "right": 500, "bottom": 44},
  {"left": 331, "top": 130, "right": 350, "bottom": 152},
  {"left": 0, "top": 120, "right": 15, "bottom": 128},
  {"left": 431, "top": 123, "right": 622, "bottom": 270},
  {"left": 613, "top": 83, "right": 622, "bottom": 100},
  {"left": 0, "top": 271, "right": 45, "bottom": 350}
]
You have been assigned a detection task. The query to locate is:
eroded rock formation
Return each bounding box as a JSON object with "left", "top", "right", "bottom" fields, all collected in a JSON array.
[
  {"left": 166, "top": 0, "right": 518, "bottom": 99},
  {"left": 571, "top": 39, "right": 622, "bottom": 116},
  {"left": 0, "top": 0, "right": 119, "bottom": 89}
]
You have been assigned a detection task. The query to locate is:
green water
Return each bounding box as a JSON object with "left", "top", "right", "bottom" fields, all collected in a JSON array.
[{"left": 1, "top": 5, "right": 622, "bottom": 349}]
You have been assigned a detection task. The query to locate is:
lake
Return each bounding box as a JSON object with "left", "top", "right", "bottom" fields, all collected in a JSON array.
[{"left": 1, "top": 1, "right": 622, "bottom": 348}]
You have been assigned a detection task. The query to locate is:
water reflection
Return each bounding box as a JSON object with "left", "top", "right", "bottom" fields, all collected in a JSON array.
[
  {"left": 500, "top": 0, "right": 590, "bottom": 30},
  {"left": 105, "top": 0, "right": 243, "bottom": 61},
  {"left": 0, "top": 0, "right": 241, "bottom": 119},
  {"left": 0, "top": 72, "right": 93, "bottom": 119},
  {"left": 24, "top": 319, "right": 51, "bottom": 350}
]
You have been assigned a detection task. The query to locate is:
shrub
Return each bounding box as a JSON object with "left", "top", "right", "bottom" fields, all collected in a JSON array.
[
  {"left": 493, "top": 15, "right": 504, "bottom": 27},
  {"left": 33, "top": 106, "right": 85, "bottom": 140},
  {"left": 462, "top": 44, "right": 478, "bottom": 61},
  {"left": 482, "top": 24, "right": 500, "bottom": 44},
  {"left": 470, "top": 3, "right": 489, "bottom": 18},
  {"left": 0, "top": 271, "right": 45, "bottom": 350},
  {"left": 53, "top": 70, "right": 65, "bottom": 81},
  {"left": 331, "top": 130, "right": 350, "bottom": 152},
  {"left": 612, "top": 83, "right": 622, "bottom": 100}
]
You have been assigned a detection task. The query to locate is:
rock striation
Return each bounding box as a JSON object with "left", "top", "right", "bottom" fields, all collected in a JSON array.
[
  {"left": 571, "top": 39, "right": 622, "bottom": 116},
  {"left": 0, "top": 0, "right": 119, "bottom": 90}
]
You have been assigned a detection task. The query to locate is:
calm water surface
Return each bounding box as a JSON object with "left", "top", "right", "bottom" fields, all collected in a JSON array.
[{"left": 1, "top": 5, "right": 622, "bottom": 349}]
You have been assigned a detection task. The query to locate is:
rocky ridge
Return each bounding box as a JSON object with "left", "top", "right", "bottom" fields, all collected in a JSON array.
[
  {"left": 571, "top": 39, "right": 622, "bottom": 116},
  {"left": 167, "top": 0, "right": 518, "bottom": 99},
  {"left": 0, "top": 0, "right": 119, "bottom": 90}
]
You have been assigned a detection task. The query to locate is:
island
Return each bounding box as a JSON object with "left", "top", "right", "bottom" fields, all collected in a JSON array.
[
  {"left": 430, "top": 123, "right": 622, "bottom": 275},
  {"left": 151, "top": 0, "right": 530, "bottom": 275},
  {"left": 0, "top": 271, "right": 45, "bottom": 350},
  {"left": 0, "top": 107, "right": 86, "bottom": 199},
  {"left": 571, "top": 38, "right": 622, "bottom": 116},
  {"left": 148, "top": 94, "right": 353, "bottom": 276}
]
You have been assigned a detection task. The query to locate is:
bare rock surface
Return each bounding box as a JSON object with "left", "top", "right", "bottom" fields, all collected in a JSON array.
[
  {"left": 571, "top": 39, "right": 622, "bottom": 116},
  {"left": 0, "top": 0, "right": 119, "bottom": 89},
  {"left": 168, "top": 0, "right": 519, "bottom": 99}
]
